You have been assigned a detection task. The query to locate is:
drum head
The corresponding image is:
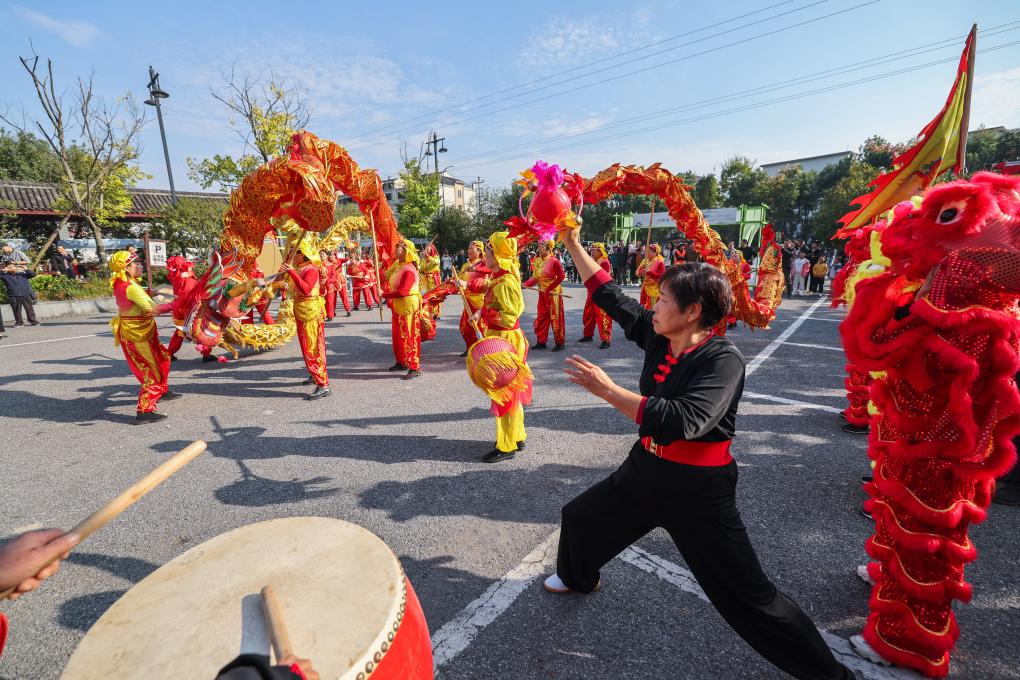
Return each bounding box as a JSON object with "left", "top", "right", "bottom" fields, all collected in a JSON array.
[{"left": 62, "top": 517, "right": 405, "bottom": 680}]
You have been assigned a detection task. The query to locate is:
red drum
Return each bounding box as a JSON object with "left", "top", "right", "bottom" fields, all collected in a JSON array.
[{"left": 61, "top": 517, "right": 433, "bottom": 680}]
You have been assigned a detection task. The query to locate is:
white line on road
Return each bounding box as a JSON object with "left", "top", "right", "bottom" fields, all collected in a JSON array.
[
  {"left": 0, "top": 332, "right": 107, "bottom": 348},
  {"left": 743, "top": 391, "right": 844, "bottom": 413},
  {"left": 620, "top": 546, "right": 923, "bottom": 680},
  {"left": 745, "top": 296, "right": 830, "bottom": 377},
  {"left": 782, "top": 341, "right": 844, "bottom": 352},
  {"left": 432, "top": 530, "right": 559, "bottom": 672},
  {"left": 804, "top": 316, "right": 843, "bottom": 323}
]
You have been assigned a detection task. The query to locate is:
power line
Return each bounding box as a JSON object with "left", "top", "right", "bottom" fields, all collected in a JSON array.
[
  {"left": 342, "top": 0, "right": 814, "bottom": 144},
  {"left": 448, "top": 22, "right": 1020, "bottom": 165},
  {"left": 451, "top": 40, "right": 1020, "bottom": 171},
  {"left": 347, "top": 0, "right": 883, "bottom": 153}
]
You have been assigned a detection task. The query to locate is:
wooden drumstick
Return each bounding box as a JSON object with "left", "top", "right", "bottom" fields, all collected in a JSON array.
[
  {"left": 0, "top": 440, "right": 208, "bottom": 601},
  {"left": 261, "top": 585, "right": 295, "bottom": 662}
]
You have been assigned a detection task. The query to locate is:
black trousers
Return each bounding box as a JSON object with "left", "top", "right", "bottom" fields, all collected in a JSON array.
[
  {"left": 557, "top": 442, "right": 853, "bottom": 680},
  {"left": 9, "top": 296, "right": 37, "bottom": 324},
  {"left": 810, "top": 275, "right": 825, "bottom": 293}
]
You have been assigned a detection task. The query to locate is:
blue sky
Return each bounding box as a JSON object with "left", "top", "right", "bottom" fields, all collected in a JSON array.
[{"left": 1, "top": 0, "right": 1018, "bottom": 193}]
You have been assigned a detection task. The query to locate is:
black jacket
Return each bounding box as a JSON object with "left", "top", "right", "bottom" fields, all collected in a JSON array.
[{"left": 0, "top": 270, "right": 36, "bottom": 297}]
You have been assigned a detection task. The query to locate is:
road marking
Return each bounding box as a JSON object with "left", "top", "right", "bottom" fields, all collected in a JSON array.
[
  {"left": 745, "top": 296, "right": 830, "bottom": 377},
  {"left": 743, "top": 391, "right": 843, "bottom": 413},
  {"left": 782, "top": 341, "right": 844, "bottom": 352},
  {"left": 0, "top": 332, "right": 108, "bottom": 348},
  {"left": 804, "top": 316, "right": 844, "bottom": 323},
  {"left": 432, "top": 530, "right": 559, "bottom": 672},
  {"left": 620, "top": 546, "right": 923, "bottom": 680}
]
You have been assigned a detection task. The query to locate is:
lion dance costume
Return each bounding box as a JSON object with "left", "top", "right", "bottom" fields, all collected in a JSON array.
[
  {"left": 108, "top": 251, "right": 170, "bottom": 414},
  {"left": 524, "top": 240, "right": 566, "bottom": 348},
  {"left": 582, "top": 242, "right": 613, "bottom": 344},
  {"left": 842, "top": 173, "right": 1020, "bottom": 677}
]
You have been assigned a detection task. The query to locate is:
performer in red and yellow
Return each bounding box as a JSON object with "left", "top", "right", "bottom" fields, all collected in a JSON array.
[
  {"left": 382, "top": 239, "right": 422, "bottom": 380},
  {"left": 108, "top": 250, "right": 177, "bottom": 423},
  {"left": 248, "top": 265, "right": 275, "bottom": 325},
  {"left": 348, "top": 252, "right": 370, "bottom": 311},
  {"left": 334, "top": 250, "right": 352, "bottom": 317},
  {"left": 523, "top": 240, "right": 565, "bottom": 351},
  {"left": 321, "top": 251, "right": 338, "bottom": 322},
  {"left": 420, "top": 242, "right": 443, "bottom": 321},
  {"left": 473, "top": 231, "right": 532, "bottom": 463},
  {"left": 457, "top": 239, "right": 491, "bottom": 356},
  {"left": 636, "top": 243, "right": 666, "bottom": 309},
  {"left": 284, "top": 241, "right": 330, "bottom": 399},
  {"left": 579, "top": 242, "right": 612, "bottom": 349}
]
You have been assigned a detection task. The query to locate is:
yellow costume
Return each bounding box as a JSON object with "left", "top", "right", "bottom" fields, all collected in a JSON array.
[{"left": 481, "top": 232, "right": 531, "bottom": 453}]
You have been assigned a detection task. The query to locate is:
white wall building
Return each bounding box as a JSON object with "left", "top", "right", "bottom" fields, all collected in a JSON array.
[
  {"left": 760, "top": 151, "right": 852, "bottom": 177},
  {"left": 379, "top": 172, "right": 479, "bottom": 216}
]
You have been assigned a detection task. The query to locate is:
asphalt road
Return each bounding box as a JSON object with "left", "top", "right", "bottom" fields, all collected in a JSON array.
[{"left": 0, "top": 284, "right": 1017, "bottom": 680}]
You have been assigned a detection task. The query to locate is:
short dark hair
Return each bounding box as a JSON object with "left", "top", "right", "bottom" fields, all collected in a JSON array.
[{"left": 659, "top": 262, "right": 732, "bottom": 329}]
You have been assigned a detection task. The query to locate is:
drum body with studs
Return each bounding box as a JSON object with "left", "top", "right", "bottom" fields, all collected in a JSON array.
[{"left": 61, "top": 517, "right": 433, "bottom": 680}]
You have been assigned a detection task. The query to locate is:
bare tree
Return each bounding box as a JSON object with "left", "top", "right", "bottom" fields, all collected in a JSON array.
[
  {"left": 212, "top": 64, "right": 310, "bottom": 163},
  {"left": 1, "top": 52, "right": 146, "bottom": 264}
]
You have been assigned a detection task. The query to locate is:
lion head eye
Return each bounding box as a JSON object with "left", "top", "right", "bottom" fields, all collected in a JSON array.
[{"left": 936, "top": 200, "right": 966, "bottom": 225}]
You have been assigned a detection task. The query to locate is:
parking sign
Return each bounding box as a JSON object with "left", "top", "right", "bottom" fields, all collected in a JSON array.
[{"left": 147, "top": 239, "right": 168, "bottom": 268}]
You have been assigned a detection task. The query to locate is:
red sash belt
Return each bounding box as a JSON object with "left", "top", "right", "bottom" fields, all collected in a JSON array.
[
  {"left": 488, "top": 321, "right": 520, "bottom": 331},
  {"left": 641, "top": 436, "right": 733, "bottom": 466}
]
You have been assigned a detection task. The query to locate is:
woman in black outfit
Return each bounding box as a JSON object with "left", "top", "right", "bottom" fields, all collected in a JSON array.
[{"left": 547, "top": 225, "right": 853, "bottom": 680}]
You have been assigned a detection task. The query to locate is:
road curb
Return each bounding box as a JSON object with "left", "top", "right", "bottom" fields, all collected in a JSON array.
[{"left": 0, "top": 296, "right": 116, "bottom": 324}]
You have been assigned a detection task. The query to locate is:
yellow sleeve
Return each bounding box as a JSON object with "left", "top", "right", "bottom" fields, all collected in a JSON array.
[
  {"left": 125, "top": 281, "right": 155, "bottom": 314},
  {"left": 489, "top": 276, "right": 524, "bottom": 328}
]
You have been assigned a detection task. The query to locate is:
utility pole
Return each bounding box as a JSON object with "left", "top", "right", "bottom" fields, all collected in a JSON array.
[{"left": 474, "top": 176, "right": 485, "bottom": 218}]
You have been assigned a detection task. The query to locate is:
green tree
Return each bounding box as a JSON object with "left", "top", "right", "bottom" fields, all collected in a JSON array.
[
  {"left": 1, "top": 53, "right": 147, "bottom": 263},
  {"left": 811, "top": 160, "right": 879, "bottom": 242},
  {"left": 429, "top": 206, "right": 482, "bottom": 252},
  {"left": 692, "top": 174, "right": 722, "bottom": 208},
  {"left": 994, "top": 128, "right": 1020, "bottom": 165},
  {"left": 719, "top": 156, "right": 768, "bottom": 206},
  {"left": 150, "top": 197, "right": 228, "bottom": 256},
  {"left": 0, "top": 129, "right": 63, "bottom": 182},
  {"left": 397, "top": 159, "right": 439, "bottom": 237},
  {"left": 187, "top": 69, "right": 310, "bottom": 191},
  {"left": 859, "top": 135, "right": 902, "bottom": 171}
]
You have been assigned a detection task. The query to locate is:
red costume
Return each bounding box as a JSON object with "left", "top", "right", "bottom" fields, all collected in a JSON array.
[
  {"left": 287, "top": 262, "right": 329, "bottom": 387},
  {"left": 458, "top": 252, "right": 491, "bottom": 350},
  {"left": 636, "top": 245, "right": 666, "bottom": 310},
  {"left": 321, "top": 258, "right": 338, "bottom": 320},
  {"left": 582, "top": 245, "right": 613, "bottom": 343},
  {"left": 420, "top": 244, "right": 443, "bottom": 321},
  {"left": 163, "top": 256, "right": 207, "bottom": 358},
  {"left": 382, "top": 242, "right": 422, "bottom": 372},
  {"left": 334, "top": 255, "right": 352, "bottom": 313},
  {"left": 842, "top": 174, "right": 1020, "bottom": 677},
  {"left": 523, "top": 244, "right": 565, "bottom": 347},
  {"left": 109, "top": 252, "right": 170, "bottom": 413}
]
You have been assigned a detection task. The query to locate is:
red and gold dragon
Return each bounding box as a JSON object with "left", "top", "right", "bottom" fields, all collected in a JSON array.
[
  {"left": 172, "top": 131, "right": 401, "bottom": 357},
  {"left": 841, "top": 172, "right": 1020, "bottom": 677}
]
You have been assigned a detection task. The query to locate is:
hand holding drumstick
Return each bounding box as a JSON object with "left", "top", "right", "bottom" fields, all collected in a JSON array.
[{"left": 0, "top": 530, "right": 79, "bottom": 600}]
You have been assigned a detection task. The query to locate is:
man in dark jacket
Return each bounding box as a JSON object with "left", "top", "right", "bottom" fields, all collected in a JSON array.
[
  {"left": 50, "top": 246, "right": 73, "bottom": 277},
  {"left": 0, "top": 263, "right": 39, "bottom": 326}
]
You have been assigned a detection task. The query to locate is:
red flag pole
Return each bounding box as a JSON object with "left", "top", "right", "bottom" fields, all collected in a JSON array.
[{"left": 955, "top": 24, "right": 977, "bottom": 177}]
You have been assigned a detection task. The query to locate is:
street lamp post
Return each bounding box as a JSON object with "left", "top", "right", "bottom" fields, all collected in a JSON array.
[
  {"left": 144, "top": 66, "right": 176, "bottom": 205},
  {"left": 424, "top": 131, "right": 447, "bottom": 206}
]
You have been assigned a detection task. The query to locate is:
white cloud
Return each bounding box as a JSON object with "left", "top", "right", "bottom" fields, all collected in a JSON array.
[
  {"left": 517, "top": 17, "right": 622, "bottom": 71},
  {"left": 14, "top": 6, "right": 101, "bottom": 48},
  {"left": 972, "top": 66, "right": 1020, "bottom": 129}
]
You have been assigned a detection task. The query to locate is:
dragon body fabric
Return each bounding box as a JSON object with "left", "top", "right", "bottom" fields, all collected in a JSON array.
[
  {"left": 502, "top": 162, "right": 785, "bottom": 330},
  {"left": 842, "top": 172, "right": 1020, "bottom": 677},
  {"left": 184, "top": 131, "right": 401, "bottom": 356}
]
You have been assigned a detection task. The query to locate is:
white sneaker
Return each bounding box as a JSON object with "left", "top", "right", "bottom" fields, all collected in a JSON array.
[
  {"left": 856, "top": 564, "right": 876, "bottom": 586},
  {"left": 543, "top": 573, "right": 571, "bottom": 594},
  {"left": 850, "top": 634, "right": 891, "bottom": 666}
]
